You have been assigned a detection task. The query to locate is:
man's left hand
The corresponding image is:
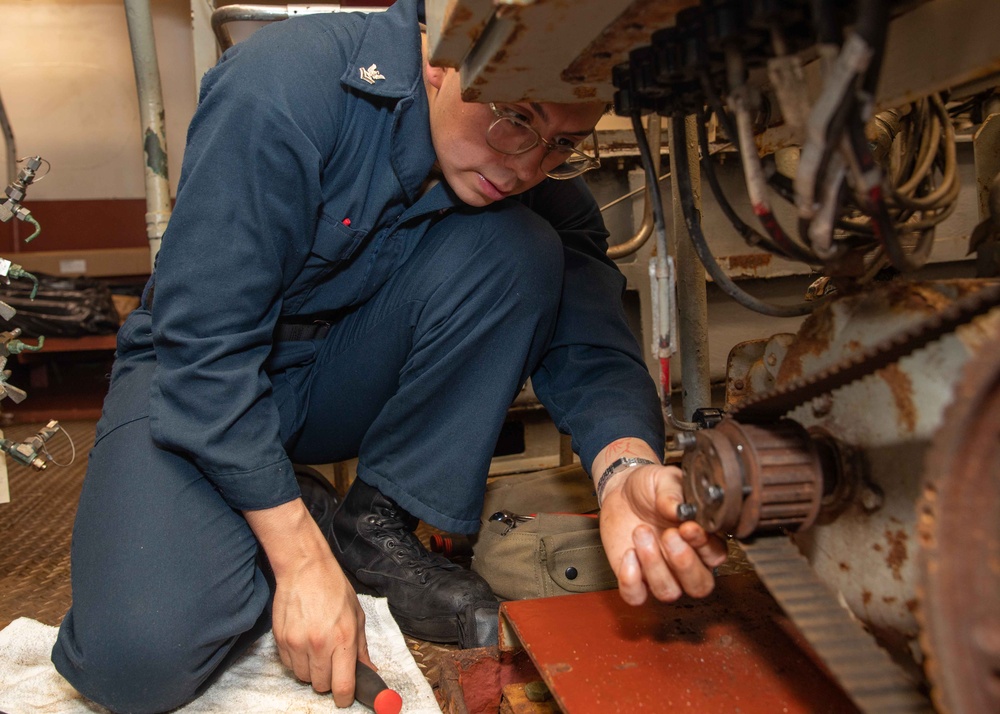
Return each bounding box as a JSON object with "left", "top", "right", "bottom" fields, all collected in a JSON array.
[{"left": 599, "top": 463, "right": 728, "bottom": 606}]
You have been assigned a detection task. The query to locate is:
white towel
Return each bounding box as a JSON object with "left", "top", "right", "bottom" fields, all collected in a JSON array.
[{"left": 0, "top": 595, "right": 441, "bottom": 714}]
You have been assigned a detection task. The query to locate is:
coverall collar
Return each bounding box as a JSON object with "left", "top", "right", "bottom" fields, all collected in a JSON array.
[
  {"left": 340, "top": 0, "right": 426, "bottom": 99},
  {"left": 340, "top": 0, "right": 447, "bottom": 205}
]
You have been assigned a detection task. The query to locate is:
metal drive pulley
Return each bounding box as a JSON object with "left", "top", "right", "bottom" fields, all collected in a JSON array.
[{"left": 677, "top": 418, "right": 827, "bottom": 538}]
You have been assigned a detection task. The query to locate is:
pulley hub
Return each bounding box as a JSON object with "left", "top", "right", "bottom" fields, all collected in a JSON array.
[{"left": 680, "top": 418, "right": 824, "bottom": 538}]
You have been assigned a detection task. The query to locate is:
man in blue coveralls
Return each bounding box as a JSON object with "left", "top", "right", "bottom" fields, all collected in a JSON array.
[{"left": 51, "top": 1, "right": 727, "bottom": 711}]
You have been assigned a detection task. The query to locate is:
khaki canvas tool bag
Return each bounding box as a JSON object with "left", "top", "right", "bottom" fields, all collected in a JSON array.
[{"left": 470, "top": 465, "right": 617, "bottom": 600}]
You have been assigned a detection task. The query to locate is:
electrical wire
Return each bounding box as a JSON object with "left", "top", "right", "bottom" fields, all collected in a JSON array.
[
  {"left": 810, "top": 0, "right": 843, "bottom": 47},
  {"left": 696, "top": 109, "right": 818, "bottom": 264},
  {"left": 669, "top": 112, "right": 817, "bottom": 319},
  {"left": 853, "top": 0, "right": 890, "bottom": 96},
  {"left": 890, "top": 95, "right": 958, "bottom": 212},
  {"left": 793, "top": 0, "right": 897, "bottom": 263},
  {"left": 723, "top": 46, "right": 822, "bottom": 264}
]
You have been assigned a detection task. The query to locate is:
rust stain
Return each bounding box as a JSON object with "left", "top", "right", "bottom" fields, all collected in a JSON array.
[
  {"left": 873, "top": 543, "right": 884, "bottom": 552},
  {"left": 880, "top": 363, "right": 916, "bottom": 433},
  {"left": 882, "top": 281, "right": 981, "bottom": 322},
  {"left": 450, "top": 4, "right": 473, "bottom": 25},
  {"left": 892, "top": 282, "right": 960, "bottom": 314},
  {"left": 882, "top": 596, "right": 898, "bottom": 604},
  {"left": 462, "top": 87, "right": 481, "bottom": 102},
  {"left": 776, "top": 305, "right": 835, "bottom": 383},
  {"left": 573, "top": 85, "right": 598, "bottom": 99},
  {"left": 727, "top": 253, "right": 773, "bottom": 271},
  {"left": 862, "top": 590, "right": 872, "bottom": 605},
  {"left": 505, "top": 18, "right": 527, "bottom": 48},
  {"left": 905, "top": 599, "right": 919, "bottom": 613},
  {"left": 563, "top": 0, "right": 698, "bottom": 83},
  {"left": 884, "top": 529, "right": 909, "bottom": 581},
  {"left": 604, "top": 140, "right": 647, "bottom": 152},
  {"left": 838, "top": 562, "right": 851, "bottom": 572},
  {"left": 436, "top": 4, "right": 482, "bottom": 47}
]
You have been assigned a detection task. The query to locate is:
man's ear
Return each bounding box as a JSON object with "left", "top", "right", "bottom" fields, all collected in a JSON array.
[{"left": 423, "top": 61, "right": 448, "bottom": 91}]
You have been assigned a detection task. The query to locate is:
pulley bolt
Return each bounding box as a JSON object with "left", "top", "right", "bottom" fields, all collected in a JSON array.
[
  {"left": 675, "top": 431, "right": 697, "bottom": 451},
  {"left": 707, "top": 485, "right": 725, "bottom": 503},
  {"left": 812, "top": 394, "right": 833, "bottom": 418},
  {"left": 676, "top": 502, "right": 698, "bottom": 521},
  {"left": 860, "top": 484, "right": 884, "bottom": 512}
]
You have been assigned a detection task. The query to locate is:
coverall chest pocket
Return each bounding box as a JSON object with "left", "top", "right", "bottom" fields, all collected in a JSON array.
[
  {"left": 313, "top": 212, "right": 366, "bottom": 262},
  {"left": 288, "top": 213, "right": 368, "bottom": 310}
]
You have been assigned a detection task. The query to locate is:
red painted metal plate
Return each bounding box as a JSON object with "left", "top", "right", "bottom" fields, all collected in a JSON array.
[{"left": 500, "top": 574, "right": 858, "bottom": 713}]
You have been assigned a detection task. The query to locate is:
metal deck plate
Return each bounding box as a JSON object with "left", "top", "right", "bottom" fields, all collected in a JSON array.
[
  {"left": 0, "top": 419, "right": 94, "bottom": 630},
  {"left": 500, "top": 574, "right": 859, "bottom": 713}
]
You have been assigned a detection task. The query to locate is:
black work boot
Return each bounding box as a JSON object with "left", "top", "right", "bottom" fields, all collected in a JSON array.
[{"left": 330, "top": 478, "right": 499, "bottom": 648}]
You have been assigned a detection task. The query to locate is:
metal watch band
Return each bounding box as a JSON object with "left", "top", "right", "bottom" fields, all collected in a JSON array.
[{"left": 596, "top": 457, "right": 656, "bottom": 506}]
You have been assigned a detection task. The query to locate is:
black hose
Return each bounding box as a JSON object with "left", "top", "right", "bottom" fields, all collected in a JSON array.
[
  {"left": 700, "top": 67, "right": 793, "bottom": 203},
  {"left": 810, "top": 0, "right": 843, "bottom": 47},
  {"left": 631, "top": 112, "right": 669, "bottom": 248},
  {"left": 669, "top": 113, "right": 817, "bottom": 318},
  {"left": 853, "top": 0, "right": 891, "bottom": 95},
  {"left": 695, "top": 111, "right": 807, "bottom": 262}
]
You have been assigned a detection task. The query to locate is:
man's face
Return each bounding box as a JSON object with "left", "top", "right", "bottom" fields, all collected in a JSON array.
[{"left": 424, "top": 67, "right": 605, "bottom": 207}]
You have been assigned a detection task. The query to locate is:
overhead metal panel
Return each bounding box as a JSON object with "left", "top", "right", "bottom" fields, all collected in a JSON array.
[{"left": 427, "top": 0, "right": 696, "bottom": 104}]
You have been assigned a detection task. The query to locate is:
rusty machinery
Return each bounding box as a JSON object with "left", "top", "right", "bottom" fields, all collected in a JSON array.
[
  {"left": 678, "top": 281, "right": 1000, "bottom": 714},
  {"left": 615, "top": 3, "right": 1000, "bottom": 712},
  {"left": 613, "top": 3, "right": 1000, "bottom": 712},
  {"left": 426, "top": 0, "right": 1000, "bottom": 712}
]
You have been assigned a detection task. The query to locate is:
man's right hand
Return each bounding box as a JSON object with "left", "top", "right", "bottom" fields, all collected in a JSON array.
[{"left": 245, "top": 499, "right": 373, "bottom": 708}]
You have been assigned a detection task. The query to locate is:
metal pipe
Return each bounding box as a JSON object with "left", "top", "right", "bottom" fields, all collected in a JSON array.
[
  {"left": 212, "top": 4, "right": 387, "bottom": 51},
  {"left": 0, "top": 90, "right": 15, "bottom": 191},
  {"left": 124, "top": 0, "right": 172, "bottom": 270},
  {"left": 607, "top": 116, "right": 660, "bottom": 260},
  {"left": 212, "top": 4, "right": 290, "bottom": 50},
  {"left": 0, "top": 89, "right": 19, "bottom": 250},
  {"left": 668, "top": 114, "right": 711, "bottom": 420}
]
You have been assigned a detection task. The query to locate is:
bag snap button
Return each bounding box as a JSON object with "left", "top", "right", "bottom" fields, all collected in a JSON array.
[{"left": 565, "top": 566, "right": 578, "bottom": 580}]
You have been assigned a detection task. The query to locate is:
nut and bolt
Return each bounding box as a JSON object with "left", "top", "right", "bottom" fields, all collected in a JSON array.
[
  {"left": 812, "top": 394, "right": 833, "bottom": 418},
  {"left": 675, "top": 430, "right": 698, "bottom": 451},
  {"left": 860, "top": 484, "right": 884, "bottom": 512},
  {"left": 676, "top": 502, "right": 698, "bottom": 521}
]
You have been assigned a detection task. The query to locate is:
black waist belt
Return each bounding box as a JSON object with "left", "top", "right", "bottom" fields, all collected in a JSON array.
[{"left": 274, "top": 321, "right": 332, "bottom": 341}]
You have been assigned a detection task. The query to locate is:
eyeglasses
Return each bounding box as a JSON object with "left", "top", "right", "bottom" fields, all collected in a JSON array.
[{"left": 486, "top": 103, "right": 601, "bottom": 180}]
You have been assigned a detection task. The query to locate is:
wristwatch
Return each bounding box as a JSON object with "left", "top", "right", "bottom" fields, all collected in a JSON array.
[{"left": 596, "top": 456, "right": 656, "bottom": 506}]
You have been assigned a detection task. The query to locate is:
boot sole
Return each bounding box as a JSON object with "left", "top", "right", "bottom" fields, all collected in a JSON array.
[
  {"left": 386, "top": 606, "right": 461, "bottom": 644},
  {"left": 343, "top": 569, "right": 462, "bottom": 644}
]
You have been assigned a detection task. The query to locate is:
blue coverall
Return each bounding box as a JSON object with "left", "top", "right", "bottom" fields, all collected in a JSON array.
[{"left": 51, "top": 1, "right": 663, "bottom": 711}]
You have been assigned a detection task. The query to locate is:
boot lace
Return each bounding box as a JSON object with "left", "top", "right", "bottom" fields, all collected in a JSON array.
[{"left": 367, "top": 504, "right": 457, "bottom": 578}]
